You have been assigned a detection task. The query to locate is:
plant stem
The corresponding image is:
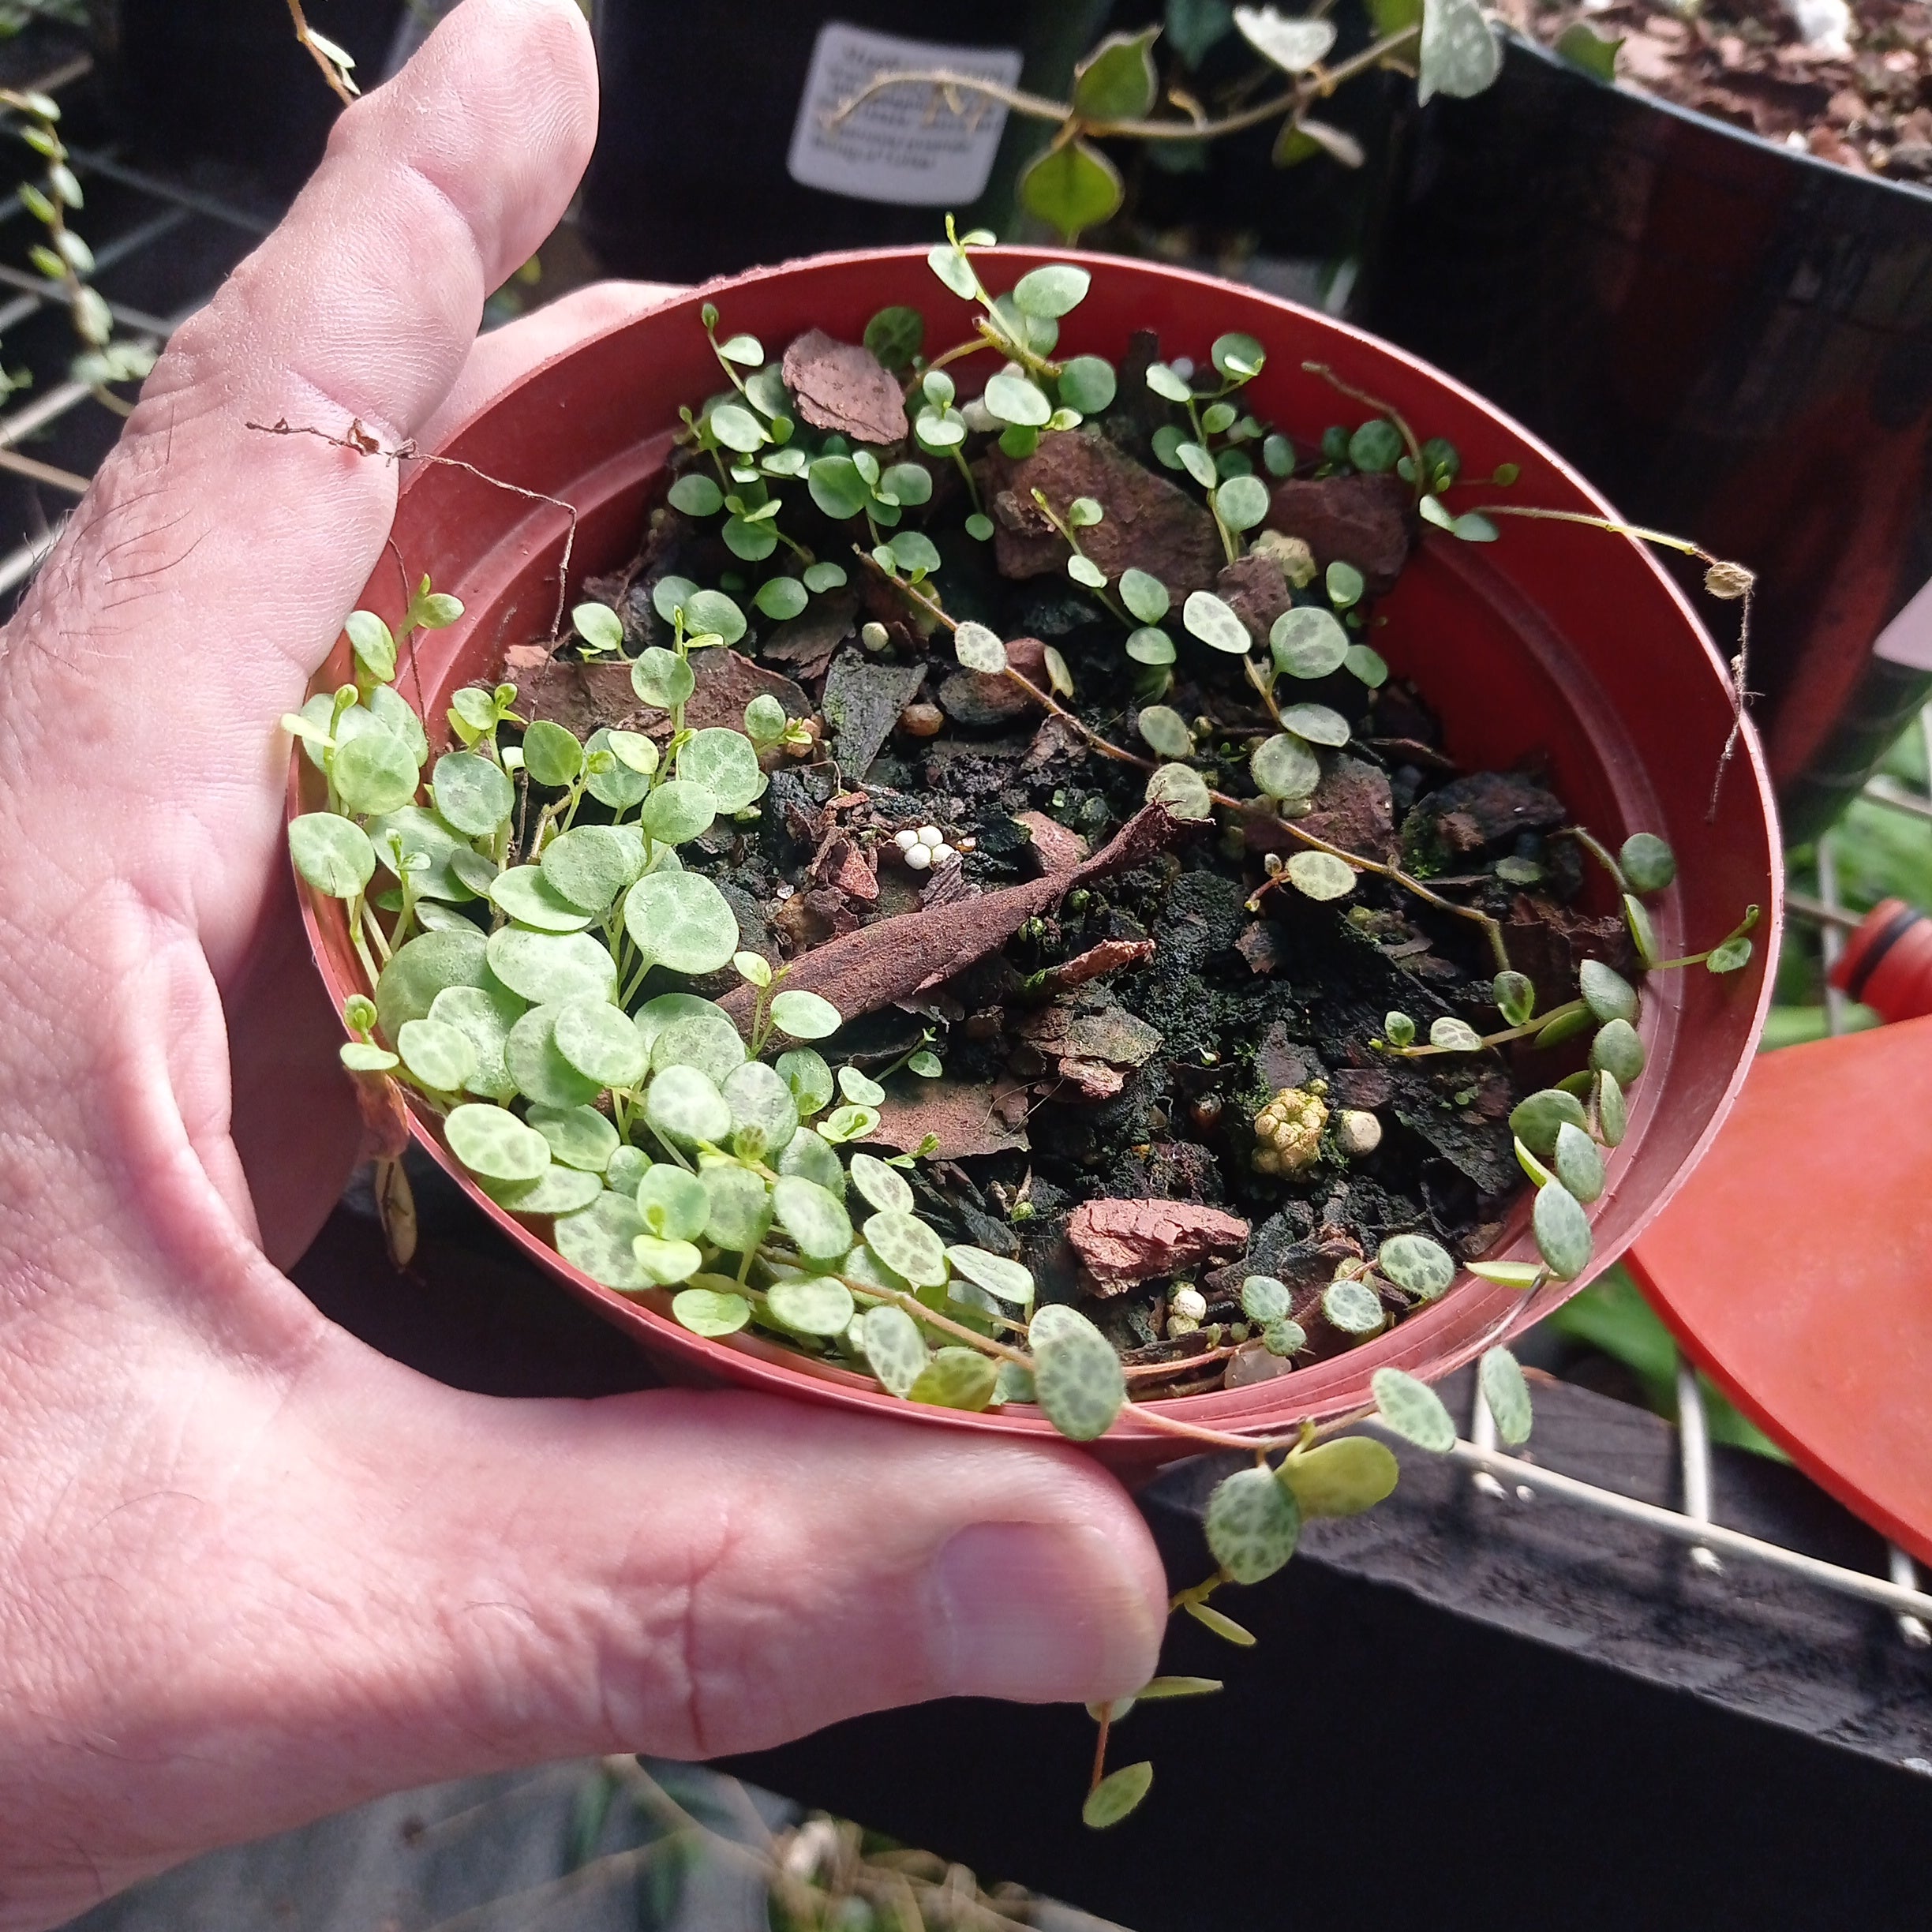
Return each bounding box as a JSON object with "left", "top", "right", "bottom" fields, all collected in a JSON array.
[
  {"left": 285, "top": 0, "right": 358, "bottom": 106},
  {"left": 1301, "top": 361, "right": 1425, "bottom": 488},
  {"left": 1384, "top": 996, "right": 1589, "bottom": 1059}
]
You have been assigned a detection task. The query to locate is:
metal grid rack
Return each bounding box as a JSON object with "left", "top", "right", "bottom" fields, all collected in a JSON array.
[{"left": 2, "top": 24, "right": 1928, "bottom": 1720}]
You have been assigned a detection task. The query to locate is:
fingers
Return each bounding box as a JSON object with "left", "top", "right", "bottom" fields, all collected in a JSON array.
[
  {"left": 0, "top": 0, "right": 598, "bottom": 961},
  {"left": 416, "top": 280, "right": 684, "bottom": 453},
  {"left": 27, "top": 1343, "right": 1168, "bottom": 1908}
]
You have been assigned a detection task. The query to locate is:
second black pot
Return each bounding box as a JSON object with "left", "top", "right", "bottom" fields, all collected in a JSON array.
[{"left": 1353, "top": 36, "right": 1932, "bottom": 839}]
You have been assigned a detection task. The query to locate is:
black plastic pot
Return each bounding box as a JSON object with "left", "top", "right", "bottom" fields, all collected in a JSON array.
[
  {"left": 578, "top": 0, "right": 1110, "bottom": 283},
  {"left": 1352, "top": 36, "right": 1932, "bottom": 839},
  {"left": 97, "top": 0, "right": 405, "bottom": 193}
]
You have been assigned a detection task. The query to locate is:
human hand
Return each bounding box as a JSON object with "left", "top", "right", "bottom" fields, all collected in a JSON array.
[{"left": 0, "top": 3, "right": 1165, "bottom": 1923}]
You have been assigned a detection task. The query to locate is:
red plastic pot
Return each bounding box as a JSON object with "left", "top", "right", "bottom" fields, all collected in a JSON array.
[{"left": 292, "top": 246, "right": 1782, "bottom": 1474}]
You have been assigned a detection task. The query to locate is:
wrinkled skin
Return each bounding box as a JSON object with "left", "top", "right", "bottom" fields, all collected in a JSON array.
[{"left": 0, "top": 5, "right": 1164, "bottom": 1923}]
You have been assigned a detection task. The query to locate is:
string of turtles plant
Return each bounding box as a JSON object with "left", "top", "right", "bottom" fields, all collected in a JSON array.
[
  {"left": 826, "top": 2, "right": 1507, "bottom": 243},
  {"left": 283, "top": 222, "right": 1762, "bottom": 1829}
]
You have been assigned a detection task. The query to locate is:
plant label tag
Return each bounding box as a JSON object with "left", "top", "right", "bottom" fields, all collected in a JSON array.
[
  {"left": 1874, "top": 571, "right": 1932, "bottom": 674},
  {"left": 786, "top": 23, "right": 1024, "bottom": 208}
]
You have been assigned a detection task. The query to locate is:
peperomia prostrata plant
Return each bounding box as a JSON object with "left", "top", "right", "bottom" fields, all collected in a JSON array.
[{"left": 287, "top": 223, "right": 1765, "bottom": 1826}]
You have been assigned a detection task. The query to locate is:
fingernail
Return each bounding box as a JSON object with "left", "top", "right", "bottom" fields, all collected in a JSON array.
[{"left": 929, "top": 1522, "right": 1159, "bottom": 1704}]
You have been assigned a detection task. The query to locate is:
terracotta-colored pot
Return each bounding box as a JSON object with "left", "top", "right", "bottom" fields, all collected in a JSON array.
[{"left": 292, "top": 246, "right": 1781, "bottom": 1474}]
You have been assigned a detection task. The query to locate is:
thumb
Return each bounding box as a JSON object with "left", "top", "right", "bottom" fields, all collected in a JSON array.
[{"left": 0, "top": 0, "right": 597, "bottom": 967}]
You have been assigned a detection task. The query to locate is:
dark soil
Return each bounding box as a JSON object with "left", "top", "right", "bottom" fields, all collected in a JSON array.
[
  {"left": 1526, "top": 0, "right": 1932, "bottom": 182},
  {"left": 526, "top": 343, "right": 1634, "bottom": 1390}
]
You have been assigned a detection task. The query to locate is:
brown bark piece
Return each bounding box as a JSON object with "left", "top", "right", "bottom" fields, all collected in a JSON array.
[
  {"left": 1032, "top": 937, "right": 1155, "bottom": 997},
  {"left": 1215, "top": 552, "right": 1293, "bottom": 649},
  {"left": 1405, "top": 769, "right": 1567, "bottom": 856},
  {"left": 762, "top": 590, "right": 858, "bottom": 678},
  {"left": 1068, "top": 1198, "right": 1252, "bottom": 1297},
  {"left": 1013, "top": 810, "right": 1089, "bottom": 876},
  {"left": 1266, "top": 473, "right": 1414, "bottom": 600},
  {"left": 869, "top": 1080, "right": 1030, "bottom": 1159},
  {"left": 781, "top": 329, "right": 908, "bottom": 446},
  {"left": 937, "top": 637, "right": 1047, "bottom": 728},
  {"left": 979, "top": 430, "right": 1222, "bottom": 596},
  {"left": 719, "top": 804, "right": 1188, "bottom": 1034}
]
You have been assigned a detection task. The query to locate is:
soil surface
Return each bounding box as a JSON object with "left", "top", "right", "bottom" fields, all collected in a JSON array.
[
  {"left": 527, "top": 335, "right": 1632, "bottom": 1390},
  {"left": 1525, "top": 0, "right": 1932, "bottom": 181}
]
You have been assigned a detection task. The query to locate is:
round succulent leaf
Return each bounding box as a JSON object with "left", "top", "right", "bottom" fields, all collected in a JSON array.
[
  {"left": 541, "top": 825, "right": 639, "bottom": 916},
  {"left": 1466, "top": 1259, "right": 1543, "bottom": 1290},
  {"left": 1589, "top": 1017, "right": 1646, "bottom": 1086},
  {"left": 1145, "top": 762, "right": 1214, "bottom": 821},
  {"left": 1241, "top": 1274, "right": 1292, "bottom": 1324},
  {"left": 908, "top": 1346, "right": 999, "bottom": 1412},
  {"left": 1205, "top": 1465, "right": 1301, "bottom": 1584},
  {"left": 1552, "top": 1121, "right": 1606, "bottom": 1204},
  {"left": 527, "top": 1102, "right": 619, "bottom": 1173},
  {"left": 1596, "top": 1069, "right": 1628, "bottom": 1147},
  {"left": 1032, "top": 1318, "right": 1126, "bottom": 1442},
  {"left": 1322, "top": 1277, "right": 1386, "bottom": 1336},
  {"left": 1214, "top": 473, "right": 1270, "bottom": 532},
  {"left": 1508, "top": 1088, "right": 1589, "bottom": 1159},
  {"left": 773, "top": 1174, "right": 852, "bottom": 1260},
  {"left": 1278, "top": 1437, "right": 1399, "bottom": 1518},
  {"left": 1276, "top": 702, "right": 1350, "bottom": 747},
  {"left": 1118, "top": 567, "right": 1170, "bottom": 625},
  {"left": 673, "top": 1285, "right": 752, "bottom": 1338},
  {"left": 839, "top": 1066, "right": 886, "bottom": 1107},
  {"left": 863, "top": 303, "right": 924, "bottom": 368},
  {"left": 859, "top": 1303, "right": 929, "bottom": 1397},
  {"left": 1619, "top": 832, "right": 1676, "bottom": 894},
  {"left": 373, "top": 805, "right": 482, "bottom": 902},
  {"left": 631, "top": 646, "right": 696, "bottom": 713},
  {"left": 396, "top": 1017, "right": 477, "bottom": 1094},
  {"left": 638, "top": 778, "right": 717, "bottom": 848},
  {"left": 1181, "top": 590, "right": 1251, "bottom": 655},
  {"left": 769, "top": 989, "right": 841, "bottom": 1041},
  {"left": 1480, "top": 1346, "right": 1533, "bottom": 1445},
  {"left": 767, "top": 1274, "right": 856, "bottom": 1337},
  {"left": 1347, "top": 419, "right": 1403, "bottom": 472},
  {"left": 670, "top": 730, "right": 762, "bottom": 815},
  {"left": 1251, "top": 732, "right": 1321, "bottom": 802},
  {"left": 1269, "top": 605, "right": 1350, "bottom": 680},
  {"left": 1013, "top": 262, "right": 1091, "bottom": 318},
  {"left": 1082, "top": 1762, "right": 1153, "bottom": 1831},
  {"left": 340, "top": 1043, "right": 397, "bottom": 1073},
  {"left": 1623, "top": 893, "right": 1660, "bottom": 968},
  {"left": 777, "top": 1127, "right": 845, "bottom": 1195},
  {"left": 1211, "top": 328, "right": 1267, "bottom": 378},
  {"left": 486, "top": 927, "right": 617, "bottom": 1007},
  {"left": 1286, "top": 850, "right": 1356, "bottom": 901},
  {"left": 490, "top": 865, "right": 595, "bottom": 934},
  {"left": 1262, "top": 1319, "right": 1306, "bottom": 1357},
  {"left": 1492, "top": 971, "right": 1536, "bottom": 1027},
  {"left": 289, "top": 812, "right": 377, "bottom": 900},
  {"left": 605, "top": 1145, "right": 651, "bottom": 1195},
  {"left": 1066, "top": 552, "right": 1107, "bottom": 590},
  {"left": 984, "top": 369, "right": 1052, "bottom": 427},
  {"left": 848, "top": 1151, "right": 914, "bottom": 1215},
  {"left": 1532, "top": 1178, "right": 1593, "bottom": 1280},
  {"left": 646, "top": 1064, "right": 732, "bottom": 1148},
  {"left": 1136, "top": 704, "right": 1193, "bottom": 760},
  {"left": 429, "top": 982, "right": 526, "bottom": 1102},
  {"left": 946, "top": 1245, "right": 1034, "bottom": 1306},
  {"left": 1535, "top": 1005, "right": 1594, "bottom": 1050},
  {"left": 698, "top": 1163, "right": 773, "bottom": 1253},
  {"left": 652, "top": 1010, "right": 748, "bottom": 1086},
  {"left": 446, "top": 1103, "right": 549, "bottom": 1184},
  {"left": 777, "top": 1047, "right": 834, "bottom": 1118},
  {"left": 1125, "top": 627, "right": 1175, "bottom": 665},
  {"left": 631, "top": 1235, "right": 702, "bottom": 1286},
  {"left": 1344, "top": 642, "right": 1389, "bottom": 688},
  {"left": 623, "top": 871, "right": 739, "bottom": 975},
  {"left": 333, "top": 728, "right": 420, "bottom": 818},
  {"left": 721, "top": 1058, "right": 799, "bottom": 1159},
  {"left": 753, "top": 576, "right": 807, "bottom": 621},
  {"left": 505, "top": 1005, "right": 603, "bottom": 1110},
  {"left": 666, "top": 474, "right": 724, "bottom": 517},
  {"left": 953, "top": 620, "right": 1008, "bottom": 673},
  {"left": 1056, "top": 354, "right": 1116, "bottom": 414},
  {"left": 636, "top": 1164, "right": 710, "bottom": 1242},
  {"left": 554, "top": 1191, "right": 652, "bottom": 1289},
  {"left": 863, "top": 1210, "right": 949, "bottom": 1290},
  {"left": 1579, "top": 958, "right": 1638, "bottom": 1024},
  {"left": 1372, "top": 1365, "right": 1456, "bottom": 1451},
  {"left": 1325, "top": 560, "right": 1365, "bottom": 609},
  {"left": 376, "top": 927, "right": 489, "bottom": 1039},
  {"left": 483, "top": 1163, "right": 603, "bottom": 1218},
  {"left": 585, "top": 728, "right": 652, "bottom": 811},
  {"left": 521, "top": 721, "right": 583, "bottom": 789},
  {"left": 1707, "top": 935, "right": 1753, "bottom": 974},
  {"left": 552, "top": 998, "right": 646, "bottom": 1091},
  {"left": 1377, "top": 1233, "right": 1457, "bottom": 1301},
  {"left": 1428, "top": 1016, "right": 1485, "bottom": 1052}
]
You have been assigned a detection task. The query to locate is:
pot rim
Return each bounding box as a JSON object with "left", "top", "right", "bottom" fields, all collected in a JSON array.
[{"left": 293, "top": 242, "right": 1782, "bottom": 1455}]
